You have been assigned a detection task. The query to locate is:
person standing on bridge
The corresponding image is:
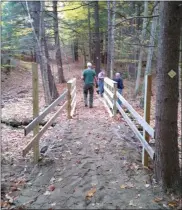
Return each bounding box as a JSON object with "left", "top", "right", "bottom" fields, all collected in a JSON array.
[
  {"left": 113, "top": 72, "right": 124, "bottom": 106},
  {"left": 98, "top": 69, "right": 105, "bottom": 97},
  {"left": 81, "top": 62, "right": 97, "bottom": 108}
]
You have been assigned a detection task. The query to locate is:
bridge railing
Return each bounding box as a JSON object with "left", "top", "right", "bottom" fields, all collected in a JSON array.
[
  {"left": 103, "top": 76, "right": 154, "bottom": 166},
  {"left": 22, "top": 63, "right": 76, "bottom": 162}
]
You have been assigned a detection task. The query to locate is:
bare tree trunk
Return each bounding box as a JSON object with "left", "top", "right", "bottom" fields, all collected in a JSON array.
[
  {"left": 107, "top": 0, "right": 111, "bottom": 76},
  {"left": 29, "top": 1, "right": 58, "bottom": 105},
  {"left": 135, "top": 1, "right": 148, "bottom": 96},
  {"left": 53, "top": 1, "right": 66, "bottom": 83},
  {"left": 155, "top": 1, "right": 181, "bottom": 191},
  {"left": 88, "top": 3, "right": 92, "bottom": 62},
  {"left": 110, "top": 0, "right": 116, "bottom": 79},
  {"left": 94, "top": 1, "right": 100, "bottom": 75},
  {"left": 74, "top": 40, "right": 79, "bottom": 61},
  {"left": 140, "top": 1, "right": 159, "bottom": 107}
]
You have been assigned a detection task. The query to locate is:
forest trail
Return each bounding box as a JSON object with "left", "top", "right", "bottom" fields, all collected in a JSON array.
[{"left": 4, "top": 64, "right": 168, "bottom": 210}]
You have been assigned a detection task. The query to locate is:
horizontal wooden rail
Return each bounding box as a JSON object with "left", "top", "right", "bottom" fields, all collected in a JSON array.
[
  {"left": 103, "top": 92, "right": 113, "bottom": 109},
  {"left": 116, "top": 102, "right": 154, "bottom": 159},
  {"left": 104, "top": 77, "right": 117, "bottom": 88},
  {"left": 23, "top": 101, "right": 68, "bottom": 156},
  {"left": 104, "top": 86, "right": 114, "bottom": 98},
  {"left": 67, "top": 78, "right": 76, "bottom": 118},
  {"left": 117, "top": 91, "right": 154, "bottom": 138},
  {"left": 24, "top": 89, "right": 68, "bottom": 136},
  {"left": 71, "top": 99, "right": 76, "bottom": 117}
]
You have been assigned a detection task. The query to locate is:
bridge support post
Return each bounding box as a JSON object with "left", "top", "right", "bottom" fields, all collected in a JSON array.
[
  {"left": 67, "top": 81, "right": 72, "bottom": 119},
  {"left": 113, "top": 83, "right": 117, "bottom": 117},
  {"left": 32, "top": 63, "right": 40, "bottom": 163},
  {"left": 142, "top": 74, "right": 152, "bottom": 166}
]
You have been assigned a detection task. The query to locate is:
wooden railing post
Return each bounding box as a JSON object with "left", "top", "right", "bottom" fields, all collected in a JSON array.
[
  {"left": 113, "top": 83, "right": 117, "bottom": 117},
  {"left": 67, "top": 81, "right": 72, "bottom": 119},
  {"left": 32, "top": 62, "right": 39, "bottom": 163},
  {"left": 142, "top": 74, "right": 152, "bottom": 166}
]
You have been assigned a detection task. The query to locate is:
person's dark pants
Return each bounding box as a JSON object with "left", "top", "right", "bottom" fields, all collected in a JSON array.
[{"left": 83, "top": 84, "right": 94, "bottom": 107}]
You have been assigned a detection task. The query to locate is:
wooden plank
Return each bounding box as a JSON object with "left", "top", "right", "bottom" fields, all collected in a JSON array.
[
  {"left": 71, "top": 99, "right": 76, "bottom": 117},
  {"left": 71, "top": 86, "right": 76, "bottom": 97},
  {"left": 71, "top": 93, "right": 76, "bottom": 107},
  {"left": 142, "top": 75, "right": 152, "bottom": 166},
  {"left": 117, "top": 91, "right": 154, "bottom": 138},
  {"left": 103, "top": 92, "right": 113, "bottom": 109},
  {"left": 104, "top": 86, "right": 114, "bottom": 98},
  {"left": 24, "top": 89, "right": 68, "bottom": 136},
  {"left": 23, "top": 101, "right": 68, "bottom": 157},
  {"left": 32, "top": 63, "right": 39, "bottom": 163},
  {"left": 116, "top": 102, "right": 154, "bottom": 159},
  {"left": 104, "top": 77, "right": 117, "bottom": 88},
  {"left": 67, "top": 82, "right": 71, "bottom": 119},
  {"left": 113, "top": 83, "right": 117, "bottom": 117},
  {"left": 68, "top": 78, "right": 76, "bottom": 86}
]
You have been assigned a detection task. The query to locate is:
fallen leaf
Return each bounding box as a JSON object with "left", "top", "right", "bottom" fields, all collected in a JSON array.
[
  {"left": 48, "top": 185, "right": 55, "bottom": 191},
  {"left": 168, "top": 200, "right": 178, "bottom": 208},
  {"left": 5, "top": 194, "right": 14, "bottom": 203},
  {"left": 44, "top": 191, "right": 51, "bottom": 195},
  {"left": 120, "top": 185, "right": 126, "bottom": 189},
  {"left": 135, "top": 194, "right": 140, "bottom": 198},
  {"left": 120, "top": 183, "right": 134, "bottom": 189},
  {"left": 154, "top": 197, "right": 163, "bottom": 202},
  {"left": 50, "top": 177, "right": 55, "bottom": 184},
  {"left": 58, "top": 177, "right": 63, "bottom": 182},
  {"left": 145, "top": 184, "right": 150, "bottom": 188},
  {"left": 86, "top": 187, "right": 96, "bottom": 200},
  {"left": 1, "top": 201, "right": 11, "bottom": 208},
  {"left": 129, "top": 200, "right": 136, "bottom": 206}
]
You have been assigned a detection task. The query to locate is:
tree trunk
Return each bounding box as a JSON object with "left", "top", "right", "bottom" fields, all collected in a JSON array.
[
  {"left": 154, "top": 1, "right": 181, "bottom": 191},
  {"left": 29, "top": 1, "right": 58, "bottom": 105},
  {"left": 53, "top": 1, "right": 66, "bottom": 83},
  {"left": 110, "top": 0, "right": 116, "bottom": 79},
  {"left": 107, "top": 0, "right": 111, "bottom": 76},
  {"left": 140, "top": 1, "right": 159, "bottom": 108},
  {"left": 94, "top": 1, "right": 100, "bottom": 75},
  {"left": 135, "top": 1, "right": 148, "bottom": 96},
  {"left": 88, "top": 3, "right": 92, "bottom": 62},
  {"left": 74, "top": 40, "right": 79, "bottom": 61}
]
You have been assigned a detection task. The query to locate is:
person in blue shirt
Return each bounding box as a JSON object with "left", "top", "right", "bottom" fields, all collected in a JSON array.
[{"left": 113, "top": 72, "right": 124, "bottom": 106}]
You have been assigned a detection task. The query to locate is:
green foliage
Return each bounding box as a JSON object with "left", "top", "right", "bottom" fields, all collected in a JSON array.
[{"left": 2, "top": 1, "right": 34, "bottom": 65}]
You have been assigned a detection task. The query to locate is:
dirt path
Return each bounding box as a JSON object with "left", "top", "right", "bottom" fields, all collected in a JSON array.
[
  {"left": 2, "top": 62, "right": 178, "bottom": 209},
  {"left": 10, "top": 77, "right": 171, "bottom": 210}
]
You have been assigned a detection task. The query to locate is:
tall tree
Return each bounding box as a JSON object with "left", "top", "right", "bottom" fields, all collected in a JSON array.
[
  {"left": 94, "top": 1, "right": 100, "bottom": 75},
  {"left": 154, "top": 1, "right": 181, "bottom": 191},
  {"left": 28, "top": 1, "right": 58, "bottom": 105},
  {"left": 88, "top": 3, "right": 92, "bottom": 62},
  {"left": 107, "top": 0, "right": 111, "bottom": 76},
  {"left": 53, "top": 1, "right": 66, "bottom": 83},
  {"left": 134, "top": 1, "right": 148, "bottom": 95},
  {"left": 140, "top": 1, "right": 159, "bottom": 107},
  {"left": 110, "top": 0, "right": 116, "bottom": 79}
]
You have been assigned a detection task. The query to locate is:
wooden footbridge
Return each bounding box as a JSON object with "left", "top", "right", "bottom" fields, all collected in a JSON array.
[{"left": 23, "top": 63, "right": 154, "bottom": 168}]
